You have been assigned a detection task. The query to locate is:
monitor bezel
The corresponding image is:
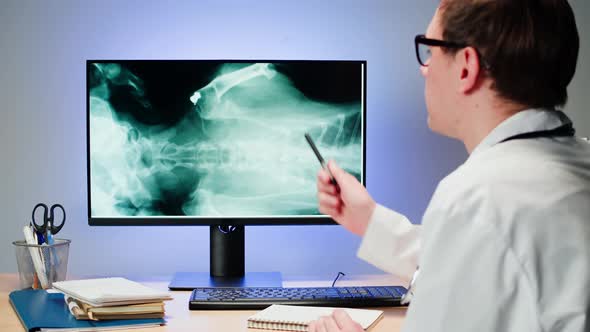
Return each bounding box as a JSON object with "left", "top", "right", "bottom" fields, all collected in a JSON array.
[{"left": 86, "top": 59, "right": 367, "bottom": 226}]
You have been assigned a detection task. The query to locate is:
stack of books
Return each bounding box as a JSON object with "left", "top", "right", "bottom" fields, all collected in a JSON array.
[
  {"left": 9, "top": 289, "right": 167, "bottom": 331},
  {"left": 65, "top": 296, "right": 166, "bottom": 320},
  {"left": 52, "top": 277, "right": 172, "bottom": 321}
]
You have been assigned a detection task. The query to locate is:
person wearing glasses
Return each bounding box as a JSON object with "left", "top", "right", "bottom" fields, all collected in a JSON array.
[{"left": 309, "top": 1, "right": 589, "bottom": 331}]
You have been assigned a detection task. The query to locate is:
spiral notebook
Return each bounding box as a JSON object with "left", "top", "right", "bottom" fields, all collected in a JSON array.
[{"left": 247, "top": 304, "right": 383, "bottom": 331}]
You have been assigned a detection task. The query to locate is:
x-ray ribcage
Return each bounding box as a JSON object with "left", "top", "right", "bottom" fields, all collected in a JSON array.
[{"left": 88, "top": 61, "right": 364, "bottom": 218}]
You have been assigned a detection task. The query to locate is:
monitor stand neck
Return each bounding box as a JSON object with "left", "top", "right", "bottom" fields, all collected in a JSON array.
[
  {"left": 210, "top": 225, "right": 245, "bottom": 277},
  {"left": 168, "top": 226, "right": 282, "bottom": 290}
]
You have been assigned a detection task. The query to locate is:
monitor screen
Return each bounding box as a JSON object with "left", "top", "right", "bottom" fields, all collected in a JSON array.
[{"left": 87, "top": 60, "right": 366, "bottom": 225}]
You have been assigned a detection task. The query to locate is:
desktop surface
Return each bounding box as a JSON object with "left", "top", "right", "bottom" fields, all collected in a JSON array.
[{"left": 0, "top": 273, "right": 407, "bottom": 332}]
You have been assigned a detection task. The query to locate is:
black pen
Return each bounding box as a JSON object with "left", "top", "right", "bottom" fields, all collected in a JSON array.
[{"left": 304, "top": 133, "right": 338, "bottom": 186}]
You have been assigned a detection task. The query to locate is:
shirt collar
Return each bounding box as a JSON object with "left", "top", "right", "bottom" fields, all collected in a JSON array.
[{"left": 469, "top": 108, "right": 573, "bottom": 157}]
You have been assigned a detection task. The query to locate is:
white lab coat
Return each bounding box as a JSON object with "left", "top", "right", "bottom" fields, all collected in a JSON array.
[{"left": 357, "top": 109, "right": 590, "bottom": 331}]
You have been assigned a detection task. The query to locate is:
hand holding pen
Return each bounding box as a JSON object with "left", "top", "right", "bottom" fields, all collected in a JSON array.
[{"left": 305, "top": 133, "right": 376, "bottom": 237}]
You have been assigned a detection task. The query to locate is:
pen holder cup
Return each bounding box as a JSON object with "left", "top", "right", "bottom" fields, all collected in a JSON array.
[{"left": 13, "top": 239, "right": 71, "bottom": 290}]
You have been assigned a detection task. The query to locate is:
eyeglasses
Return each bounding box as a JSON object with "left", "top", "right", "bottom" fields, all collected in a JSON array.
[
  {"left": 414, "top": 34, "right": 490, "bottom": 69},
  {"left": 414, "top": 34, "right": 466, "bottom": 67}
]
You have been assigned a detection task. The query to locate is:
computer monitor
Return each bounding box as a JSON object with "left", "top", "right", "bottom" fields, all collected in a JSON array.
[{"left": 86, "top": 60, "right": 366, "bottom": 288}]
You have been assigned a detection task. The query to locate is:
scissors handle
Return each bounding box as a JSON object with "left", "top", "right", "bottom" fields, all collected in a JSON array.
[
  {"left": 31, "top": 203, "right": 49, "bottom": 234},
  {"left": 49, "top": 204, "right": 66, "bottom": 235},
  {"left": 31, "top": 203, "right": 66, "bottom": 236}
]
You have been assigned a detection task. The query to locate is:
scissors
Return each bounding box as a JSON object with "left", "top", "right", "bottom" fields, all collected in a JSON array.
[{"left": 31, "top": 203, "right": 66, "bottom": 244}]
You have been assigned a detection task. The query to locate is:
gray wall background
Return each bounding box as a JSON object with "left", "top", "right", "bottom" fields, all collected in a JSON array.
[{"left": 0, "top": 0, "right": 588, "bottom": 279}]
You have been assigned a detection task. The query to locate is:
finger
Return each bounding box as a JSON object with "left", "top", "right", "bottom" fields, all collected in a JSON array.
[
  {"left": 327, "top": 160, "right": 349, "bottom": 184},
  {"left": 319, "top": 206, "right": 342, "bottom": 219},
  {"left": 318, "top": 192, "right": 341, "bottom": 209},
  {"left": 317, "top": 168, "right": 333, "bottom": 185},
  {"left": 320, "top": 315, "right": 340, "bottom": 332},
  {"left": 315, "top": 318, "right": 328, "bottom": 332},
  {"left": 317, "top": 180, "right": 338, "bottom": 195},
  {"left": 307, "top": 321, "right": 318, "bottom": 332},
  {"left": 319, "top": 202, "right": 342, "bottom": 215},
  {"left": 332, "top": 309, "right": 355, "bottom": 330},
  {"left": 319, "top": 206, "right": 341, "bottom": 218}
]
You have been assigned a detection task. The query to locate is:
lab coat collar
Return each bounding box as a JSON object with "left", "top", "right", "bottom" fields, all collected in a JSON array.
[{"left": 469, "top": 109, "right": 573, "bottom": 159}]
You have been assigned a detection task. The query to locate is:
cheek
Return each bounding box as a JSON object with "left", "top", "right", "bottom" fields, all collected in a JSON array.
[
  {"left": 423, "top": 69, "right": 445, "bottom": 130},
  {"left": 424, "top": 73, "right": 438, "bottom": 115},
  {"left": 424, "top": 81, "right": 437, "bottom": 129}
]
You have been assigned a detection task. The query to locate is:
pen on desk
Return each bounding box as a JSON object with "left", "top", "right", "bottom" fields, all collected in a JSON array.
[{"left": 304, "top": 133, "right": 338, "bottom": 186}]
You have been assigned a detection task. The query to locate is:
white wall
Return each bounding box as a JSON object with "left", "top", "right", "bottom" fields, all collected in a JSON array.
[{"left": 0, "top": 0, "right": 588, "bottom": 279}]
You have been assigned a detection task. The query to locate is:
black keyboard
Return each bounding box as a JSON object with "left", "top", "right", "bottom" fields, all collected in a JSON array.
[{"left": 189, "top": 285, "right": 407, "bottom": 310}]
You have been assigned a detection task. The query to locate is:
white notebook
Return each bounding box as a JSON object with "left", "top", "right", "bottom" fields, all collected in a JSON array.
[
  {"left": 247, "top": 304, "right": 384, "bottom": 331},
  {"left": 52, "top": 277, "right": 172, "bottom": 307}
]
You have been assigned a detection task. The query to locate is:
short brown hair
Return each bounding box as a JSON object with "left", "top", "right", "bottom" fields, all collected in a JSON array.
[{"left": 439, "top": 0, "right": 579, "bottom": 109}]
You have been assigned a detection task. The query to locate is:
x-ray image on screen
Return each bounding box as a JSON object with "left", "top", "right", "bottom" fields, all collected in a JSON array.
[{"left": 88, "top": 60, "right": 364, "bottom": 219}]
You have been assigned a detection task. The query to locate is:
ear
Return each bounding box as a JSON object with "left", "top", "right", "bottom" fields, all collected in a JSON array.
[{"left": 456, "top": 47, "right": 482, "bottom": 94}]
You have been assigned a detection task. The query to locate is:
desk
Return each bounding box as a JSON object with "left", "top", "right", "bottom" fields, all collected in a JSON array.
[{"left": 0, "top": 274, "right": 407, "bottom": 332}]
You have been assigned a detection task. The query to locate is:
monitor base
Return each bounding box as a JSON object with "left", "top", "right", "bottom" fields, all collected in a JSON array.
[{"left": 168, "top": 272, "right": 282, "bottom": 290}]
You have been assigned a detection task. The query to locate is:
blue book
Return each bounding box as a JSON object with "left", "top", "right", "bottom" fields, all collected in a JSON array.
[{"left": 9, "top": 289, "right": 165, "bottom": 332}]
